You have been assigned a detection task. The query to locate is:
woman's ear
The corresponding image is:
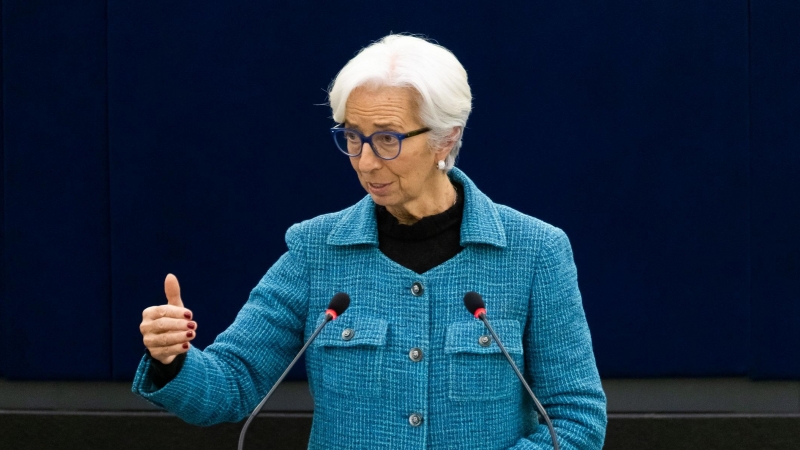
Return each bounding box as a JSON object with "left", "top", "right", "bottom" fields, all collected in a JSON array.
[{"left": 435, "top": 126, "right": 462, "bottom": 160}]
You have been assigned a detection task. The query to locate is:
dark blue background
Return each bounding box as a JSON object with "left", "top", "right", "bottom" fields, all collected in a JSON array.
[{"left": 1, "top": 1, "right": 797, "bottom": 381}]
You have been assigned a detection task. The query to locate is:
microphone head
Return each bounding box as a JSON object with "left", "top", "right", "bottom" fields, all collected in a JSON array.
[
  {"left": 327, "top": 292, "right": 351, "bottom": 317},
  {"left": 463, "top": 291, "right": 485, "bottom": 315}
]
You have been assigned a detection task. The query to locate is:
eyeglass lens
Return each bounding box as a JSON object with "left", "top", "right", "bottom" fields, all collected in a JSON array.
[{"left": 333, "top": 130, "right": 401, "bottom": 159}]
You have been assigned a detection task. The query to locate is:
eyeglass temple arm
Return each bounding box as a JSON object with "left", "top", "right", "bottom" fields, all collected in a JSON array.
[{"left": 402, "top": 127, "right": 431, "bottom": 138}]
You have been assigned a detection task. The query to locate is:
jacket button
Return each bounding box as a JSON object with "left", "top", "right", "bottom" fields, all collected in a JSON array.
[
  {"left": 341, "top": 328, "right": 354, "bottom": 341},
  {"left": 408, "top": 413, "right": 423, "bottom": 427},
  {"left": 409, "top": 348, "right": 424, "bottom": 362},
  {"left": 478, "top": 335, "right": 492, "bottom": 347},
  {"left": 411, "top": 282, "right": 424, "bottom": 296}
]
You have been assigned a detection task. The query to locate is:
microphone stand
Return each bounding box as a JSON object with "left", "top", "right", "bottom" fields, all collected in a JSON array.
[
  {"left": 477, "top": 312, "right": 561, "bottom": 450},
  {"left": 237, "top": 314, "right": 333, "bottom": 450}
]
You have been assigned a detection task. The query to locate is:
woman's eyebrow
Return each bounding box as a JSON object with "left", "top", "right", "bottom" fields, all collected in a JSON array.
[
  {"left": 371, "top": 121, "right": 403, "bottom": 130},
  {"left": 344, "top": 120, "right": 402, "bottom": 132}
]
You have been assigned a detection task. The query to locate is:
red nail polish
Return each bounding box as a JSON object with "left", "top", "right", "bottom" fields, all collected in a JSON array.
[
  {"left": 182, "top": 343, "right": 189, "bottom": 349},
  {"left": 186, "top": 331, "right": 194, "bottom": 338},
  {"left": 184, "top": 311, "right": 192, "bottom": 319},
  {"left": 187, "top": 322, "right": 196, "bottom": 330}
]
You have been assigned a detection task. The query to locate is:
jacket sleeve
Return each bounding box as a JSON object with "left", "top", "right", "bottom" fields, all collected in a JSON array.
[
  {"left": 131, "top": 224, "right": 310, "bottom": 426},
  {"left": 508, "top": 228, "right": 607, "bottom": 449}
]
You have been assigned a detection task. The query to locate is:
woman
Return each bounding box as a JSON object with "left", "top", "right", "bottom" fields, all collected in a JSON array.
[{"left": 134, "top": 34, "right": 607, "bottom": 449}]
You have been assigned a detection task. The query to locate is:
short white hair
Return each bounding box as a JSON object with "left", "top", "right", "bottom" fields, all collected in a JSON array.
[{"left": 328, "top": 34, "right": 472, "bottom": 170}]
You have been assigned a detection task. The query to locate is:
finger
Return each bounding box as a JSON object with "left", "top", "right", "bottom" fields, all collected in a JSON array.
[
  {"left": 142, "top": 305, "right": 192, "bottom": 321},
  {"left": 164, "top": 273, "right": 184, "bottom": 308},
  {"left": 144, "top": 329, "right": 196, "bottom": 348},
  {"left": 141, "top": 318, "right": 197, "bottom": 335},
  {"left": 149, "top": 342, "right": 191, "bottom": 364}
]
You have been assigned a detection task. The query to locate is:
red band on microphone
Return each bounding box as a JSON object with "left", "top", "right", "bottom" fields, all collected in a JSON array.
[
  {"left": 473, "top": 308, "right": 486, "bottom": 319},
  {"left": 325, "top": 309, "right": 338, "bottom": 320}
]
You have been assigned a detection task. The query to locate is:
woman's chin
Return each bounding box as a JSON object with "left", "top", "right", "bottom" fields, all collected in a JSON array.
[{"left": 369, "top": 193, "right": 393, "bottom": 207}]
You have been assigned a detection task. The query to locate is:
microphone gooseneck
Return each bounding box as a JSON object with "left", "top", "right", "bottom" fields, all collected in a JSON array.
[
  {"left": 462, "top": 292, "right": 560, "bottom": 450},
  {"left": 238, "top": 293, "right": 351, "bottom": 450}
]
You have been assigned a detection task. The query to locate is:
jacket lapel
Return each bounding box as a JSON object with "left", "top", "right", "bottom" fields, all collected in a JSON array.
[
  {"left": 326, "top": 195, "right": 380, "bottom": 246},
  {"left": 449, "top": 168, "right": 507, "bottom": 248}
]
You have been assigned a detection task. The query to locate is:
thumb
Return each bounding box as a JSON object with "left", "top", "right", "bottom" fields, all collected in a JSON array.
[{"left": 164, "top": 273, "right": 184, "bottom": 308}]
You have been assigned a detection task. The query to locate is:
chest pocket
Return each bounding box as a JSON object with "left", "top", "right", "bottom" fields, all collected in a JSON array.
[
  {"left": 444, "top": 320, "right": 524, "bottom": 401},
  {"left": 315, "top": 315, "right": 389, "bottom": 398}
]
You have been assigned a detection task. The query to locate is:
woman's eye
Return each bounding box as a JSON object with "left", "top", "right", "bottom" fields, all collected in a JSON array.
[
  {"left": 344, "top": 131, "right": 359, "bottom": 142},
  {"left": 378, "top": 134, "right": 397, "bottom": 145}
]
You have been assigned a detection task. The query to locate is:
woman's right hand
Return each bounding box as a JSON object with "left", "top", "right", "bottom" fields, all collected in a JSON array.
[{"left": 140, "top": 274, "right": 197, "bottom": 365}]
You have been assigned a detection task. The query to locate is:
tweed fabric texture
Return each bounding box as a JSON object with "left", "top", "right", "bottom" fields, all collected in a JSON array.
[{"left": 132, "top": 168, "right": 607, "bottom": 449}]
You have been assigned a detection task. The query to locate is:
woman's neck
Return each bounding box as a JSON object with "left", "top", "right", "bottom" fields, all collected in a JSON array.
[{"left": 386, "top": 174, "right": 457, "bottom": 225}]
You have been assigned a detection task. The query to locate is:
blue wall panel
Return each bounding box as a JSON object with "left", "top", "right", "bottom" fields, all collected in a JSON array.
[
  {"left": 3, "top": 0, "right": 792, "bottom": 381},
  {"left": 108, "top": 0, "right": 750, "bottom": 380},
  {"left": 749, "top": 0, "right": 800, "bottom": 379},
  {"left": 2, "top": 1, "right": 111, "bottom": 379},
  {"left": 107, "top": 0, "right": 364, "bottom": 379},
  {"left": 457, "top": 1, "right": 751, "bottom": 376},
  {"left": 0, "top": 0, "right": 5, "bottom": 378}
]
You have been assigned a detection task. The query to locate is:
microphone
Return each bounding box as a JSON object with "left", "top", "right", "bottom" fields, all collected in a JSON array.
[
  {"left": 463, "top": 292, "right": 560, "bottom": 450},
  {"left": 238, "top": 292, "right": 350, "bottom": 450}
]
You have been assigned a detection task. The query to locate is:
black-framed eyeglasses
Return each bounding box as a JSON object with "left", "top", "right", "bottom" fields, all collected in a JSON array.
[{"left": 330, "top": 126, "right": 431, "bottom": 160}]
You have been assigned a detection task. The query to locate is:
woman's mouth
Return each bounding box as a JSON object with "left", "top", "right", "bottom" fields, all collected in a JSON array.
[{"left": 367, "top": 182, "right": 392, "bottom": 195}]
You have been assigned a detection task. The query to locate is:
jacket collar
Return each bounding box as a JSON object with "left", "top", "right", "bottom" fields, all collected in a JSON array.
[{"left": 327, "top": 167, "right": 507, "bottom": 248}]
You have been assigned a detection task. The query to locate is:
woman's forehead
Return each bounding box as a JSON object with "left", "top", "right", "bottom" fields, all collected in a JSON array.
[{"left": 344, "top": 86, "right": 420, "bottom": 129}]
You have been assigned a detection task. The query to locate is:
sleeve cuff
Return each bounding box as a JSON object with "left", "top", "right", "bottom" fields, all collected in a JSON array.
[{"left": 146, "top": 350, "right": 186, "bottom": 389}]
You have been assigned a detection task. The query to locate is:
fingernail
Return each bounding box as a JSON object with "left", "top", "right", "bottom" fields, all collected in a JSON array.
[
  {"left": 187, "top": 322, "right": 196, "bottom": 330},
  {"left": 186, "top": 331, "right": 194, "bottom": 338},
  {"left": 184, "top": 311, "right": 192, "bottom": 319},
  {"left": 182, "top": 343, "right": 189, "bottom": 349}
]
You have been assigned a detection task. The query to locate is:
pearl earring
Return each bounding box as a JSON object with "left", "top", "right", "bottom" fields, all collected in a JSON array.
[{"left": 437, "top": 160, "right": 446, "bottom": 170}]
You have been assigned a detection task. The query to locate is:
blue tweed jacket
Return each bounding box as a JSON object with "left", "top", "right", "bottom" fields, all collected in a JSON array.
[{"left": 132, "top": 168, "right": 607, "bottom": 449}]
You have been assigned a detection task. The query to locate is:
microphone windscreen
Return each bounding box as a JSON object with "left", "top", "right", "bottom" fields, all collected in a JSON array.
[
  {"left": 327, "top": 292, "right": 351, "bottom": 316},
  {"left": 463, "top": 291, "right": 485, "bottom": 315}
]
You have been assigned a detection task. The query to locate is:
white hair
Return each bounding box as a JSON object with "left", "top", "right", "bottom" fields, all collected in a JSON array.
[{"left": 328, "top": 34, "right": 472, "bottom": 171}]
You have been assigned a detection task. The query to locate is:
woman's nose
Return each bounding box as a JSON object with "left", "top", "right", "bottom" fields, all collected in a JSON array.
[{"left": 358, "top": 142, "right": 382, "bottom": 171}]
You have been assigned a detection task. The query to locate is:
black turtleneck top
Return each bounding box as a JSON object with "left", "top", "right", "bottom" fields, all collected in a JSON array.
[
  {"left": 149, "top": 181, "right": 465, "bottom": 388},
  {"left": 375, "top": 181, "right": 464, "bottom": 274}
]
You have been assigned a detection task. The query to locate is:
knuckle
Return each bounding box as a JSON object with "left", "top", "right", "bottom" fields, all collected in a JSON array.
[{"left": 143, "top": 306, "right": 157, "bottom": 318}]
